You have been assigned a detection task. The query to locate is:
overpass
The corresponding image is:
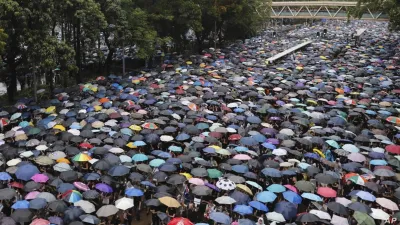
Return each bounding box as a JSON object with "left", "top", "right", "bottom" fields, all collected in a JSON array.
[{"left": 268, "top": 1, "right": 388, "bottom": 21}]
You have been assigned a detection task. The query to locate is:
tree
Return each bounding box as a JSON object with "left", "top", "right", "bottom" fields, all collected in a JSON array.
[
  {"left": 355, "top": 0, "right": 400, "bottom": 30},
  {"left": 0, "top": 28, "right": 6, "bottom": 54}
]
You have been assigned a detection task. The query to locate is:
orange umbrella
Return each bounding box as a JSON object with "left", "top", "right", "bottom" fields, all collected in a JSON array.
[
  {"left": 335, "top": 88, "right": 344, "bottom": 94},
  {"left": 188, "top": 103, "right": 198, "bottom": 111},
  {"left": 99, "top": 98, "right": 109, "bottom": 103},
  {"left": 57, "top": 158, "right": 71, "bottom": 164}
]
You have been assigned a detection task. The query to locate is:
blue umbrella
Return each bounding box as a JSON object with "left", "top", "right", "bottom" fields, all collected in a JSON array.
[
  {"left": 247, "top": 116, "right": 262, "bottom": 124},
  {"left": 282, "top": 170, "right": 296, "bottom": 176},
  {"left": 176, "top": 133, "right": 190, "bottom": 141},
  {"left": 158, "top": 163, "right": 177, "bottom": 172},
  {"left": 0, "top": 172, "right": 12, "bottom": 181},
  {"left": 15, "top": 164, "right": 40, "bottom": 181},
  {"left": 267, "top": 184, "right": 286, "bottom": 193},
  {"left": 58, "top": 183, "right": 76, "bottom": 193},
  {"left": 249, "top": 201, "right": 269, "bottom": 212},
  {"left": 349, "top": 190, "right": 376, "bottom": 201},
  {"left": 240, "top": 137, "right": 258, "bottom": 146},
  {"left": 274, "top": 201, "right": 297, "bottom": 221},
  {"left": 140, "top": 181, "right": 156, "bottom": 188},
  {"left": 232, "top": 165, "right": 249, "bottom": 174},
  {"left": 261, "top": 168, "right": 282, "bottom": 177},
  {"left": 133, "top": 141, "right": 146, "bottom": 146},
  {"left": 132, "top": 154, "right": 148, "bottom": 162},
  {"left": 252, "top": 134, "right": 267, "bottom": 143},
  {"left": 234, "top": 146, "right": 249, "bottom": 152},
  {"left": 157, "top": 152, "right": 172, "bottom": 159},
  {"left": 29, "top": 198, "right": 47, "bottom": 209},
  {"left": 238, "top": 219, "right": 256, "bottom": 225},
  {"left": 149, "top": 159, "right": 166, "bottom": 167},
  {"left": 125, "top": 188, "right": 144, "bottom": 197},
  {"left": 262, "top": 143, "right": 276, "bottom": 149},
  {"left": 301, "top": 193, "right": 323, "bottom": 202},
  {"left": 282, "top": 191, "right": 302, "bottom": 204},
  {"left": 12, "top": 200, "right": 30, "bottom": 209},
  {"left": 230, "top": 190, "right": 250, "bottom": 205},
  {"left": 83, "top": 173, "right": 101, "bottom": 181},
  {"left": 209, "top": 212, "right": 231, "bottom": 224},
  {"left": 233, "top": 205, "right": 253, "bottom": 215},
  {"left": 370, "top": 159, "right": 387, "bottom": 166},
  {"left": 256, "top": 191, "right": 277, "bottom": 203},
  {"left": 108, "top": 165, "right": 130, "bottom": 177},
  {"left": 304, "top": 153, "right": 320, "bottom": 160}
]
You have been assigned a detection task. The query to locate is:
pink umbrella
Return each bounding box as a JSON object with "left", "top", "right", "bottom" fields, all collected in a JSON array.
[
  {"left": 188, "top": 178, "right": 204, "bottom": 186},
  {"left": 233, "top": 154, "right": 251, "bottom": 160},
  {"left": 25, "top": 191, "right": 41, "bottom": 200},
  {"left": 347, "top": 152, "right": 366, "bottom": 162},
  {"left": 30, "top": 218, "right": 50, "bottom": 225},
  {"left": 284, "top": 184, "right": 298, "bottom": 193},
  {"left": 31, "top": 174, "right": 49, "bottom": 183},
  {"left": 317, "top": 187, "right": 337, "bottom": 198},
  {"left": 73, "top": 181, "right": 90, "bottom": 191}
]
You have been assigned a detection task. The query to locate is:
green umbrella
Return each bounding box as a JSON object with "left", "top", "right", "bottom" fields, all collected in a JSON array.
[
  {"left": 295, "top": 180, "right": 315, "bottom": 192},
  {"left": 28, "top": 127, "right": 42, "bottom": 136},
  {"left": 207, "top": 169, "right": 223, "bottom": 179},
  {"left": 353, "top": 212, "right": 375, "bottom": 225},
  {"left": 10, "top": 113, "right": 21, "bottom": 121},
  {"left": 326, "top": 140, "right": 340, "bottom": 149}
]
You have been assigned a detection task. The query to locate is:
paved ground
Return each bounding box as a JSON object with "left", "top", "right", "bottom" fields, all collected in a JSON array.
[{"left": 131, "top": 211, "right": 152, "bottom": 225}]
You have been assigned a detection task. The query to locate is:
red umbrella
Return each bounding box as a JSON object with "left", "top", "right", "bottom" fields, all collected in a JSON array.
[
  {"left": 167, "top": 217, "right": 193, "bottom": 225},
  {"left": 228, "top": 134, "right": 242, "bottom": 141},
  {"left": 209, "top": 132, "right": 222, "bottom": 139},
  {"left": 79, "top": 143, "right": 93, "bottom": 149},
  {"left": 9, "top": 181, "right": 23, "bottom": 189},
  {"left": 317, "top": 187, "right": 337, "bottom": 198},
  {"left": 385, "top": 145, "right": 400, "bottom": 154}
]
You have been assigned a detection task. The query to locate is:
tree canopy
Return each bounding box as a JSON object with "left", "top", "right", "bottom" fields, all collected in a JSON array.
[
  {"left": 355, "top": 0, "right": 400, "bottom": 30},
  {"left": 0, "top": 0, "right": 268, "bottom": 102}
]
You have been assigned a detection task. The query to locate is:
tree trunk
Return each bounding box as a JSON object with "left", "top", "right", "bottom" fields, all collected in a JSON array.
[
  {"left": 7, "top": 63, "right": 17, "bottom": 103},
  {"left": 105, "top": 48, "right": 115, "bottom": 76},
  {"left": 47, "top": 70, "right": 54, "bottom": 93},
  {"left": 75, "top": 19, "right": 82, "bottom": 83}
]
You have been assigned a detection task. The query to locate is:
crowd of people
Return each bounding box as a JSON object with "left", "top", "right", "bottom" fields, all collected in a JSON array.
[{"left": 0, "top": 20, "right": 399, "bottom": 225}]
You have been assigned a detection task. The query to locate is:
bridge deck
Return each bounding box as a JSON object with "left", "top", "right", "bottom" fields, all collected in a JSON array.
[
  {"left": 266, "top": 40, "right": 313, "bottom": 63},
  {"left": 271, "top": 1, "right": 358, "bottom": 6},
  {"left": 356, "top": 28, "right": 366, "bottom": 36}
]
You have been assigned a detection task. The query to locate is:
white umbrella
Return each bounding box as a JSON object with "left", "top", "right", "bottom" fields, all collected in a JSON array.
[
  {"left": 279, "top": 129, "right": 294, "bottom": 136},
  {"left": 75, "top": 200, "right": 96, "bottom": 213},
  {"left": 280, "top": 162, "right": 292, "bottom": 167},
  {"left": 266, "top": 212, "right": 285, "bottom": 222},
  {"left": 19, "top": 151, "right": 34, "bottom": 158},
  {"left": 7, "top": 158, "right": 21, "bottom": 167},
  {"left": 109, "top": 147, "right": 124, "bottom": 154},
  {"left": 376, "top": 198, "right": 399, "bottom": 211},
  {"left": 160, "top": 135, "right": 174, "bottom": 142},
  {"left": 96, "top": 205, "right": 118, "bottom": 217},
  {"left": 49, "top": 151, "right": 67, "bottom": 160},
  {"left": 119, "top": 155, "right": 132, "bottom": 163},
  {"left": 115, "top": 197, "right": 134, "bottom": 210},
  {"left": 53, "top": 163, "right": 72, "bottom": 172},
  {"left": 216, "top": 178, "right": 236, "bottom": 190},
  {"left": 215, "top": 196, "right": 236, "bottom": 205},
  {"left": 272, "top": 148, "right": 287, "bottom": 156},
  {"left": 335, "top": 197, "right": 352, "bottom": 206},
  {"left": 370, "top": 208, "right": 390, "bottom": 221},
  {"left": 68, "top": 129, "right": 80, "bottom": 136},
  {"left": 36, "top": 192, "right": 56, "bottom": 202},
  {"left": 331, "top": 215, "right": 349, "bottom": 225},
  {"left": 36, "top": 145, "right": 48, "bottom": 151},
  {"left": 310, "top": 210, "right": 331, "bottom": 220}
]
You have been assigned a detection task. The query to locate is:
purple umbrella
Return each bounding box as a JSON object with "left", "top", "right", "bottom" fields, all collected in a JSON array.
[
  {"left": 266, "top": 138, "right": 279, "bottom": 145},
  {"left": 95, "top": 183, "right": 113, "bottom": 193},
  {"left": 48, "top": 216, "right": 63, "bottom": 225},
  {"left": 205, "top": 183, "right": 220, "bottom": 192}
]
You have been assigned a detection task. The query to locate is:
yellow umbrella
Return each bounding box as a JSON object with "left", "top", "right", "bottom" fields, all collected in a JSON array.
[
  {"left": 46, "top": 106, "right": 56, "bottom": 114},
  {"left": 200, "top": 63, "right": 206, "bottom": 68},
  {"left": 57, "top": 158, "right": 71, "bottom": 164},
  {"left": 129, "top": 125, "right": 142, "bottom": 131},
  {"left": 186, "top": 61, "right": 192, "bottom": 65},
  {"left": 53, "top": 125, "right": 66, "bottom": 131},
  {"left": 94, "top": 105, "right": 102, "bottom": 111},
  {"left": 236, "top": 184, "right": 253, "bottom": 195},
  {"left": 296, "top": 66, "right": 303, "bottom": 70},
  {"left": 216, "top": 148, "right": 231, "bottom": 156},
  {"left": 126, "top": 142, "right": 137, "bottom": 149},
  {"left": 209, "top": 145, "right": 221, "bottom": 150},
  {"left": 320, "top": 56, "right": 327, "bottom": 60},
  {"left": 313, "top": 148, "right": 326, "bottom": 158},
  {"left": 180, "top": 173, "right": 192, "bottom": 179},
  {"left": 132, "top": 79, "right": 140, "bottom": 84},
  {"left": 158, "top": 196, "right": 181, "bottom": 208},
  {"left": 307, "top": 99, "right": 317, "bottom": 105}
]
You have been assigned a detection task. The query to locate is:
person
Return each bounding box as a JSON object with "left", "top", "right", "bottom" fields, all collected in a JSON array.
[{"left": 256, "top": 217, "right": 265, "bottom": 225}]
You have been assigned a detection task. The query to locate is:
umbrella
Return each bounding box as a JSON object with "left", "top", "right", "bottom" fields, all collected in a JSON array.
[
  {"left": 233, "top": 205, "right": 253, "bottom": 215},
  {"left": 353, "top": 212, "right": 375, "bottom": 225},
  {"left": 96, "top": 205, "right": 118, "bottom": 217},
  {"left": 209, "top": 212, "right": 231, "bottom": 224},
  {"left": 274, "top": 201, "right": 297, "bottom": 221},
  {"left": 115, "top": 197, "right": 134, "bottom": 210},
  {"left": 159, "top": 196, "right": 181, "bottom": 208},
  {"left": 168, "top": 218, "right": 193, "bottom": 225},
  {"left": 74, "top": 200, "right": 96, "bottom": 213},
  {"left": 79, "top": 214, "right": 100, "bottom": 225}
]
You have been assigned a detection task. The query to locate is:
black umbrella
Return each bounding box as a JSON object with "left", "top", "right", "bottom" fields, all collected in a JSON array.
[
  {"left": 60, "top": 171, "right": 78, "bottom": 182},
  {"left": 296, "top": 213, "right": 319, "bottom": 223},
  {"left": 48, "top": 200, "right": 68, "bottom": 213},
  {"left": 0, "top": 188, "right": 16, "bottom": 200},
  {"left": 11, "top": 209, "right": 33, "bottom": 223}
]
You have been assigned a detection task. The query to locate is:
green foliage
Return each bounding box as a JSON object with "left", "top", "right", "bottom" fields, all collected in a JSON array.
[
  {"left": 0, "top": 29, "right": 6, "bottom": 54},
  {"left": 355, "top": 0, "right": 400, "bottom": 30}
]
